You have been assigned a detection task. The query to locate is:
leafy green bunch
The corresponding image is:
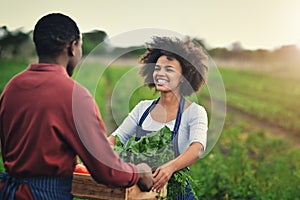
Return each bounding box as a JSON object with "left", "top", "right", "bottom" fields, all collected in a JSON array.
[
  {"left": 113, "top": 126, "right": 199, "bottom": 200},
  {"left": 113, "top": 126, "right": 174, "bottom": 170}
]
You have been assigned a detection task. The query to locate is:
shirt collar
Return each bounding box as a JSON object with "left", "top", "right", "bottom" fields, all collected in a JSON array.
[{"left": 28, "top": 63, "right": 69, "bottom": 76}]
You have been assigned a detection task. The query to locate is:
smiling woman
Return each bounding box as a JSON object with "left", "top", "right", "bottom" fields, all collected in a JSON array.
[{"left": 108, "top": 36, "right": 208, "bottom": 200}]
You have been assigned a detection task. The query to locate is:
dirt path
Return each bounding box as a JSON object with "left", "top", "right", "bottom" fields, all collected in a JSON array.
[{"left": 227, "top": 105, "right": 300, "bottom": 148}]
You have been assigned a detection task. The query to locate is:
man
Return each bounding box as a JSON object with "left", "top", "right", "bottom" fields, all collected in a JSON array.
[{"left": 0, "top": 13, "right": 153, "bottom": 199}]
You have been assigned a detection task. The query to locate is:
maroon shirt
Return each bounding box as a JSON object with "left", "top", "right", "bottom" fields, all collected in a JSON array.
[{"left": 0, "top": 64, "right": 139, "bottom": 199}]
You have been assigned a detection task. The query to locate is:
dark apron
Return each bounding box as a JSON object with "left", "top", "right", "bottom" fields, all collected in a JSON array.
[
  {"left": 0, "top": 172, "right": 73, "bottom": 200},
  {"left": 136, "top": 96, "right": 195, "bottom": 200}
]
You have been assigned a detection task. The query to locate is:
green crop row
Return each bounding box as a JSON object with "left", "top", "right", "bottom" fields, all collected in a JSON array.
[
  {"left": 198, "top": 67, "right": 300, "bottom": 136},
  {"left": 190, "top": 114, "right": 300, "bottom": 199}
]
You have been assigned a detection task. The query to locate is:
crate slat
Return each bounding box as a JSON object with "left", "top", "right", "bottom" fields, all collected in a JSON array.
[
  {"left": 72, "top": 173, "right": 166, "bottom": 200},
  {"left": 126, "top": 185, "right": 166, "bottom": 200}
]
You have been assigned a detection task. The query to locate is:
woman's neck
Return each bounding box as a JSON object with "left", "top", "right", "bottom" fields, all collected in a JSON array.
[
  {"left": 150, "top": 92, "right": 181, "bottom": 123},
  {"left": 159, "top": 92, "right": 181, "bottom": 109}
]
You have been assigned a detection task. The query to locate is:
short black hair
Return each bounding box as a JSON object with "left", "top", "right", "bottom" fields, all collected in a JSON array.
[
  {"left": 33, "top": 13, "right": 80, "bottom": 57},
  {"left": 140, "top": 36, "right": 208, "bottom": 96}
]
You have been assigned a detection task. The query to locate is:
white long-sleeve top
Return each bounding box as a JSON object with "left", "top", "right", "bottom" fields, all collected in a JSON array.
[{"left": 112, "top": 100, "right": 208, "bottom": 155}]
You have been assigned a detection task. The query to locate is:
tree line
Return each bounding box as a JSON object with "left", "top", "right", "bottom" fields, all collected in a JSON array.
[{"left": 1, "top": 26, "right": 300, "bottom": 66}]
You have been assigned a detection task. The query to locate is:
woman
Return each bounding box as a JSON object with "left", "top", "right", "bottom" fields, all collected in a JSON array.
[{"left": 108, "top": 36, "right": 208, "bottom": 199}]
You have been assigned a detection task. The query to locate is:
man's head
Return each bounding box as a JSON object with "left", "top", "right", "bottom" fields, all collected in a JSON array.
[{"left": 33, "top": 13, "right": 82, "bottom": 76}]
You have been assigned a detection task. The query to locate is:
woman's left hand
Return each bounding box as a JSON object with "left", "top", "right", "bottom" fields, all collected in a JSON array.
[
  {"left": 152, "top": 162, "right": 176, "bottom": 192},
  {"left": 152, "top": 142, "right": 203, "bottom": 192}
]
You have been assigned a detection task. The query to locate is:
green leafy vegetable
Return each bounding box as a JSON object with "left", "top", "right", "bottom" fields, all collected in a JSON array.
[{"left": 113, "top": 126, "right": 199, "bottom": 200}]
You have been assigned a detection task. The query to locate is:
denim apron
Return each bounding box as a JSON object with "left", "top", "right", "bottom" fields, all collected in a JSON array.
[
  {"left": 136, "top": 97, "right": 195, "bottom": 200},
  {"left": 0, "top": 172, "right": 73, "bottom": 200}
]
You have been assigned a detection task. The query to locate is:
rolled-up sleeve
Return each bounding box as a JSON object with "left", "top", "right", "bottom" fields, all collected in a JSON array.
[{"left": 69, "top": 84, "right": 139, "bottom": 188}]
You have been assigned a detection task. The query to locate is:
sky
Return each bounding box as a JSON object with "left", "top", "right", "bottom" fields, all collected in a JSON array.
[{"left": 1, "top": 0, "right": 300, "bottom": 50}]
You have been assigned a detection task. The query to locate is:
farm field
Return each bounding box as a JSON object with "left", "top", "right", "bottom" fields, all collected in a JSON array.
[{"left": 0, "top": 59, "right": 300, "bottom": 199}]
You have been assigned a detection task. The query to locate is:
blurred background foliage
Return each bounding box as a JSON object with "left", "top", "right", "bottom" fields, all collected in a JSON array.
[{"left": 1, "top": 26, "right": 300, "bottom": 67}]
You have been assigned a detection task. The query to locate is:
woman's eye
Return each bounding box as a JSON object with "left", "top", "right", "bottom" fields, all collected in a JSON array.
[{"left": 154, "top": 66, "right": 160, "bottom": 71}]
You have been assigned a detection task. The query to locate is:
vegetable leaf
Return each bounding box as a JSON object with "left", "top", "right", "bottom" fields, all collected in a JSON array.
[{"left": 113, "top": 126, "right": 199, "bottom": 199}]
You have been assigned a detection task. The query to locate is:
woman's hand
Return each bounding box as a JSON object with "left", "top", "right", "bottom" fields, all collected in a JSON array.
[
  {"left": 152, "top": 142, "right": 203, "bottom": 192},
  {"left": 152, "top": 161, "right": 176, "bottom": 192}
]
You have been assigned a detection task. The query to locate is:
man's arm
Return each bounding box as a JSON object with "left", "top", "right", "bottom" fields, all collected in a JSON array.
[{"left": 69, "top": 86, "right": 153, "bottom": 189}]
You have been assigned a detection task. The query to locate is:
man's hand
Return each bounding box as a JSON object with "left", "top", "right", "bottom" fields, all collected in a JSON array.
[{"left": 136, "top": 163, "right": 154, "bottom": 192}]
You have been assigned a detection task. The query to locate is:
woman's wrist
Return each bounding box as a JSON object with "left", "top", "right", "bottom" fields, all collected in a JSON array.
[{"left": 168, "top": 159, "right": 180, "bottom": 172}]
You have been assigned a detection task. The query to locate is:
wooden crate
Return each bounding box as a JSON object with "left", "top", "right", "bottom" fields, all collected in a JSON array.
[{"left": 72, "top": 173, "right": 166, "bottom": 200}]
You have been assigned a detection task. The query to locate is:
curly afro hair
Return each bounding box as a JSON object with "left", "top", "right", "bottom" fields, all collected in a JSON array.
[
  {"left": 33, "top": 13, "right": 80, "bottom": 58},
  {"left": 139, "top": 36, "right": 208, "bottom": 96}
]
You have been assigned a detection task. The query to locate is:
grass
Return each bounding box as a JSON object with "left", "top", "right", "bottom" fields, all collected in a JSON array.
[{"left": 0, "top": 59, "right": 28, "bottom": 93}]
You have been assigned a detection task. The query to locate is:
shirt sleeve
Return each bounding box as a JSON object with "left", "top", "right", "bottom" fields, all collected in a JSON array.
[
  {"left": 111, "top": 101, "right": 145, "bottom": 144},
  {"left": 69, "top": 84, "right": 139, "bottom": 188},
  {"left": 188, "top": 104, "right": 208, "bottom": 151}
]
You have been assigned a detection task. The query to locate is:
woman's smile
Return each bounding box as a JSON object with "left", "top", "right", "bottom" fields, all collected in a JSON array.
[{"left": 156, "top": 78, "right": 169, "bottom": 85}]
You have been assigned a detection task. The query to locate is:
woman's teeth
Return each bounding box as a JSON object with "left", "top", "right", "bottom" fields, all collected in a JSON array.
[{"left": 157, "top": 79, "right": 168, "bottom": 83}]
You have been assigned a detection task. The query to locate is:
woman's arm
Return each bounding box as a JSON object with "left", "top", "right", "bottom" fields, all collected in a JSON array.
[
  {"left": 152, "top": 104, "right": 208, "bottom": 192},
  {"left": 106, "top": 113, "right": 137, "bottom": 145},
  {"left": 152, "top": 142, "right": 204, "bottom": 192},
  {"left": 107, "top": 101, "right": 148, "bottom": 145}
]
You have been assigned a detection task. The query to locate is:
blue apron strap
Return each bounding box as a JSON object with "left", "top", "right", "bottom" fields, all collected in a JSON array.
[
  {"left": 138, "top": 98, "right": 160, "bottom": 126},
  {"left": 171, "top": 96, "right": 185, "bottom": 139},
  {"left": 136, "top": 98, "right": 160, "bottom": 141},
  {"left": 137, "top": 96, "right": 185, "bottom": 141}
]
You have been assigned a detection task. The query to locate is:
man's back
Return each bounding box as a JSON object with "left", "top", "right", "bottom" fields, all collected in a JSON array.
[{"left": 0, "top": 63, "right": 77, "bottom": 178}]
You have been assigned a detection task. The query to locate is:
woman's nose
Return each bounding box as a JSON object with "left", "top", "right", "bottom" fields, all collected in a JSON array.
[{"left": 156, "top": 68, "right": 166, "bottom": 75}]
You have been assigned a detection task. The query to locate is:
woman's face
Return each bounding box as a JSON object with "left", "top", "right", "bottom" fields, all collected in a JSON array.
[{"left": 153, "top": 55, "right": 183, "bottom": 94}]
